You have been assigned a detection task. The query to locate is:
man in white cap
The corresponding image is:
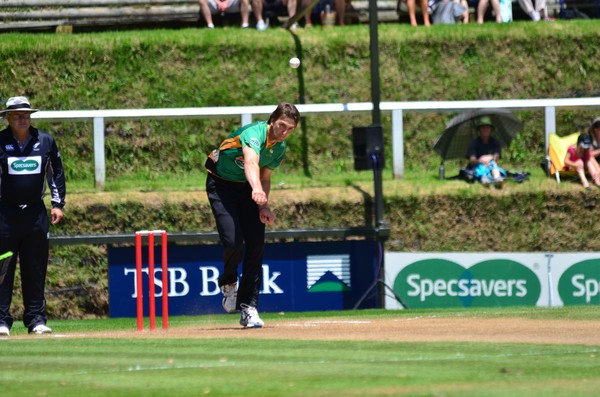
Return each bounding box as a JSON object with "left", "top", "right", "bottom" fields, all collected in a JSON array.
[{"left": 0, "top": 96, "right": 66, "bottom": 337}]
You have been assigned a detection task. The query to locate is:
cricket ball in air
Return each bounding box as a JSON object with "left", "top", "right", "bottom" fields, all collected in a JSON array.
[{"left": 289, "top": 57, "right": 301, "bottom": 69}]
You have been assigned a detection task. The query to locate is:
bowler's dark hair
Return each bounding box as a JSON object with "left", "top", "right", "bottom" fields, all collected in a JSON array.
[{"left": 268, "top": 103, "right": 300, "bottom": 126}]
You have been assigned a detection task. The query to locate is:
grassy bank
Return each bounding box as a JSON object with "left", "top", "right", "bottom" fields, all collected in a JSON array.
[
  {"left": 2, "top": 21, "right": 600, "bottom": 318},
  {"left": 1, "top": 22, "right": 600, "bottom": 186},
  {"left": 35, "top": 181, "right": 597, "bottom": 319}
]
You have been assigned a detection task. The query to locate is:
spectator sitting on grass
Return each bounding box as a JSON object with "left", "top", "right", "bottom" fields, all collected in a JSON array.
[
  {"left": 466, "top": 116, "right": 507, "bottom": 188},
  {"left": 589, "top": 117, "right": 600, "bottom": 163},
  {"left": 563, "top": 133, "right": 600, "bottom": 191}
]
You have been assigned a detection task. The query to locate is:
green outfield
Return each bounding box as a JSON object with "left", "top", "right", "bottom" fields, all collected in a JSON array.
[{"left": 1, "top": 307, "right": 599, "bottom": 397}]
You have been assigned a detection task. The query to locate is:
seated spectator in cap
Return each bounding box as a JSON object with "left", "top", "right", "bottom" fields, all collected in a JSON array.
[
  {"left": 199, "top": 0, "right": 268, "bottom": 30},
  {"left": 466, "top": 116, "right": 507, "bottom": 188},
  {"left": 564, "top": 133, "right": 600, "bottom": 190},
  {"left": 589, "top": 117, "right": 600, "bottom": 163},
  {"left": 301, "top": 0, "right": 345, "bottom": 27}
]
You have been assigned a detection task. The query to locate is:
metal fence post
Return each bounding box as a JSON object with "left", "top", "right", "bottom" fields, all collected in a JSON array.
[
  {"left": 241, "top": 113, "right": 252, "bottom": 126},
  {"left": 93, "top": 116, "right": 105, "bottom": 190},
  {"left": 392, "top": 109, "right": 404, "bottom": 179},
  {"left": 544, "top": 106, "right": 556, "bottom": 156}
]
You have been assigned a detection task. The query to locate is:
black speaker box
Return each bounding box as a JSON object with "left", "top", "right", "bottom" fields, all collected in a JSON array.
[{"left": 352, "top": 125, "right": 384, "bottom": 171}]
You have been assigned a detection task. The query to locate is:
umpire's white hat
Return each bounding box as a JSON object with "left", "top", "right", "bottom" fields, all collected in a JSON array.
[{"left": 1, "top": 96, "right": 39, "bottom": 118}]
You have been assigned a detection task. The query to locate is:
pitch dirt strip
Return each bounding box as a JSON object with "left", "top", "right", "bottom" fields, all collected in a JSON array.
[{"left": 31, "top": 317, "right": 600, "bottom": 345}]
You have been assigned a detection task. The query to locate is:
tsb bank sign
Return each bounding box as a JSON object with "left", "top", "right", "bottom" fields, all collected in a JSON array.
[{"left": 108, "top": 241, "right": 377, "bottom": 317}]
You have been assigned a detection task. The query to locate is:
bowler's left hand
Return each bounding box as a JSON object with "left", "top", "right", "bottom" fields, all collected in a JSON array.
[{"left": 259, "top": 207, "right": 275, "bottom": 225}]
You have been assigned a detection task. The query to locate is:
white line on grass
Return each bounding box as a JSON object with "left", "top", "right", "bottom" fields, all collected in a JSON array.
[
  {"left": 75, "top": 361, "right": 238, "bottom": 375},
  {"left": 278, "top": 320, "right": 372, "bottom": 327},
  {"left": 71, "top": 346, "right": 600, "bottom": 375}
]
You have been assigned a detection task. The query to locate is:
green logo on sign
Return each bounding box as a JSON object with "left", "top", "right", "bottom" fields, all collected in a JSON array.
[
  {"left": 11, "top": 159, "right": 39, "bottom": 172},
  {"left": 558, "top": 259, "right": 600, "bottom": 305},
  {"left": 394, "top": 258, "right": 541, "bottom": 308}
]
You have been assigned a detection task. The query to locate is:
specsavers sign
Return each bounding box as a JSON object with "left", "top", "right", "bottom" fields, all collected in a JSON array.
[
  {"left": 385, "top": 253, "right": 600, "bottom": 309},
  {"left": 555, "top": 255, "right": 600, "bottom": 305}
]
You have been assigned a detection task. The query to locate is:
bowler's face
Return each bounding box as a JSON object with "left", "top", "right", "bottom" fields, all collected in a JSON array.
[{"left": 270, "top": 117, "right": 297, "bottom": 142}]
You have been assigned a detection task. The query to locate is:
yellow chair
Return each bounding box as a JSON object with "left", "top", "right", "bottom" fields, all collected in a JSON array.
[{"left": 547, "top": 132, "right": 580, "bottom": 183}]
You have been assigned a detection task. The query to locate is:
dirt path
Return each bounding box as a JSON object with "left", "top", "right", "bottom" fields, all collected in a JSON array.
[{"left": 47, "top": 316, "right": 600, "bottom": 345}]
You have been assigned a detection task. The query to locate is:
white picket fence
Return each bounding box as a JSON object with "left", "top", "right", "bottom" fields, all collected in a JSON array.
[{"left": 31, "top": 98, "right": 600, "bottom": 188}]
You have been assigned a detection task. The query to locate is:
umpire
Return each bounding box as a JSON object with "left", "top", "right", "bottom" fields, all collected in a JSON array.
[{"left": 0, "top": 97, "right": 66, "bottom": 336}]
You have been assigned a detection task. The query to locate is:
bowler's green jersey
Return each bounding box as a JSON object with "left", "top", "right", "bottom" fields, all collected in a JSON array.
[{"left": 207, "top": 121, "right": 286, "bottom": 182}]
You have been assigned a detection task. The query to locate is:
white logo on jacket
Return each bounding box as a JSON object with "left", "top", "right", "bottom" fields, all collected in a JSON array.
[{"left": 8, "top": 156, "right": 42, "bottom": 175}]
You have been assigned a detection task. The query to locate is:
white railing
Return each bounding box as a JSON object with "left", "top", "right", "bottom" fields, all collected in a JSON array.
[{"left": 31, "top": 98, "right": 600, "bottom": 188}]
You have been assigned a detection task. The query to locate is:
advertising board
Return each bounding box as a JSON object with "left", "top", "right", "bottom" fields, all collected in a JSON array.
[
  {"left": 109, "top": 240, "right": 377, "bottom": 317},
  {"left": 385, "top": 253, "right": 600, "bottom": 309}
]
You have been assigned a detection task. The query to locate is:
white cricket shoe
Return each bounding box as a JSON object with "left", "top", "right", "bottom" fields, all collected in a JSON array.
[
  {"left": 239, "top": 304, "right": 264, "bottom": 328},
  {"left": 0, "top": 325, "right": 9, "bottom": 336},
  {"left": 221, "top": 282, "right": 238, "bottom": 313},
  {"left": 30, "top": 324, "right": 52, "bottom": 335}
]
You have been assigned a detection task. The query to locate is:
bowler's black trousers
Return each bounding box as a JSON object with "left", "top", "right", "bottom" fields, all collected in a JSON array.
[
  {"left": 0, "top": 201, "right": 49, "bottom": 331},
  {"left": 206, "top": 173, "right": 265, "bottom": 310}
]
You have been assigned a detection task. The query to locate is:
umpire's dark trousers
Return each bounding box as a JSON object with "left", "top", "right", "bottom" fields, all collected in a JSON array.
[
  {"left": 206, "top": 173, "right": 265, "bottom": 310},
  {"left": 0, "top": 201, "right": 49, "bottom": 331}
]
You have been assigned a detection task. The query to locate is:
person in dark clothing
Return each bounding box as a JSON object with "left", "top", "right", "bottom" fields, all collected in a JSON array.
[
  {"left": 205, "top": 102, "right": 300, "bottom": 328},
  {"left": 0, "top": 97, "right": 66, "bottom": 337},
  {"left": 466, "top": 116, "right": 507, "bottom": 188},
  {"left": 589, "top": 117, "right": 600, "bottom": 163},
  {"left": 300, "top": 0, "right": 345, "bottom": 27}
]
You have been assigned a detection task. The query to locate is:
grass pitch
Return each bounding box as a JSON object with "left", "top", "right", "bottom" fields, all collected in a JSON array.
[{"left": 1, "top": 308, "right": 599, "bottom": 396}]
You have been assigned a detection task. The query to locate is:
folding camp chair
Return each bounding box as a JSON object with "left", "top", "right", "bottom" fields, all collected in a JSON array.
[{"left": 547, "top": 132, "right": 579, "bottom": 183}]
